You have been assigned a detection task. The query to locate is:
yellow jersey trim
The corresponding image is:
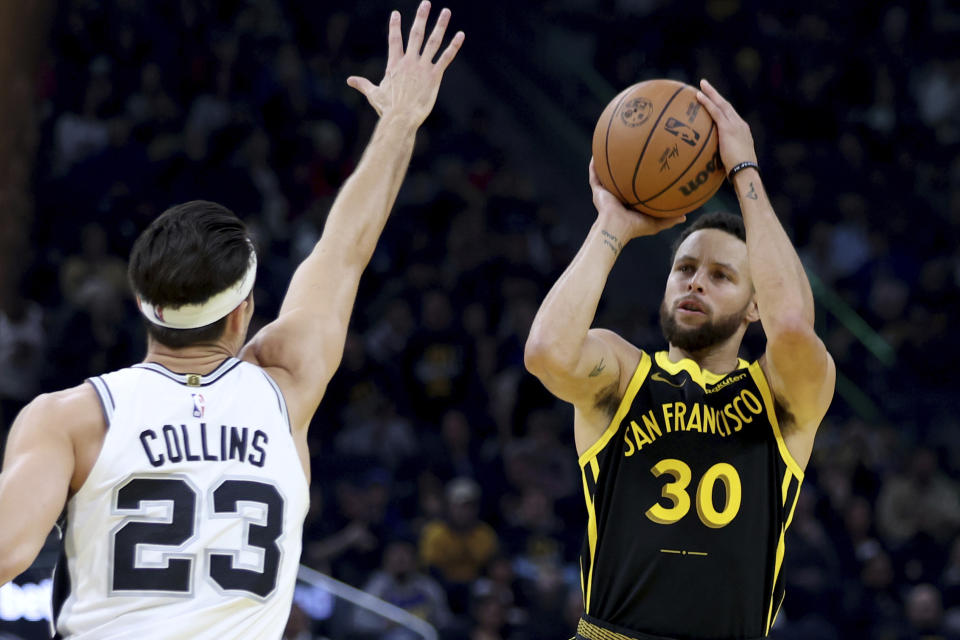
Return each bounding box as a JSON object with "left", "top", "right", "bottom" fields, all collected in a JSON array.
[
  {"left": 578, "top": 351, "right": 652, "bottom": 467},
  {"left": 747, "top": 361, "right": 804, "bottom": 480},
  {"left": 581, "top": 466, "right": 597, "bottom": 613},
  {"left": 781, "top": 469, "right": 792, "bottom": 507},
  {"left": 654, "top": 351, "right": 750, "bottom": 391},
  {"left": 766, "top": 472, "right": 803, "bottom": 634}
]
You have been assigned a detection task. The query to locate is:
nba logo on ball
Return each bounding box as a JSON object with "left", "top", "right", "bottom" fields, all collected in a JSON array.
[
  {"left": 664, "top": 117, "right": 700, "bottom": 146},
  {"left": 620, "top": 97, "right": 653, "bottom": 127}
]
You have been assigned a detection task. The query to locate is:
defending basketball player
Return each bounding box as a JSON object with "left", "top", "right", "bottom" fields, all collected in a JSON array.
[
  {"left": 525, "top": 79, "right": 835, "bottom": 640},
  {"left": 0, "top": 4, "right": 462, "bottom": 638}
]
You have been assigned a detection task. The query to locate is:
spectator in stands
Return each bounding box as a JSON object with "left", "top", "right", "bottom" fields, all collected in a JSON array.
[
  {"left": 471, "top": 556, "right": 526, "bottom": 629},
  {"left": 849, "top": 549, "right": 907, "bottom": 638},
  {"left": 0, "top": 281, "right": 44, "bottom": 426},
  {"left": 515, "top": 562, "right": 576, "bottom": 640},
  {"left": 428, "top": 409, "right": 482, "bottom": 482},
  {"left": 352, "top": 537, "right": 451, "bottom": 640},
  {"left": 943, "top": 537, "right": 960, "bottom": 611},
  {"left": 420, "top": 477, "right": 499, "bottom": 614},
  {"left": 306, "top": 471, "right": 391, "bottom": 588},
  {"left": 876, "top": 447, "right": 960, "bottom": 547},
  {"left": 333, "top": 386, "right": 418, "bottom": 472},
  {"left": 58, "top": 222, "right": 127, "bottom": 305},
  {"left": 404, "top": 290, "right": 477, "bottom": 423},
  {"left": 468, "top": 594, "right": 510, "bottom": 640},
  {"left": 904, "top": 583, "right": 955, "bottom": 640},
  {"left": 283, "top": 603, "right": 321, "bottom": 640}
]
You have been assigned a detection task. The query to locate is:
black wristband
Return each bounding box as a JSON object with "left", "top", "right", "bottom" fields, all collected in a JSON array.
[{"left": 727, "top": 161, "right": 759, "bottom": 182}]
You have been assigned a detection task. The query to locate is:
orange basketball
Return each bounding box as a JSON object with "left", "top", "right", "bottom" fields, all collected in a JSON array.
[{"left": 592, "top": 79, "right": 724, "bottom": 218}]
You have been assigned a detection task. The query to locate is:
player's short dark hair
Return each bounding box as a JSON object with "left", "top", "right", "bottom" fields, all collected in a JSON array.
[
  {"left": 670, "top": 211, "right": 746, "bottom": 262},
  {"left": 128, "top": 200, "right": 253, "bottom": 349}
]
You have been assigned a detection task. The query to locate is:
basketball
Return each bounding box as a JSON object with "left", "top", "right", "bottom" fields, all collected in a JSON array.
[{"left": 592, "top": 79, "right": 724, "bottom": 218}]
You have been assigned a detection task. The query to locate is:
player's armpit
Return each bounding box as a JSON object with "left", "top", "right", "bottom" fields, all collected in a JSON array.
[
  {"left": 240, "top": 302, "right": 348, "bottom": 431},
  {"left": 0, "top": 394, "right": 76, "bottom": 585},
  {"left": 761, "top": 323, "right": 836, "bottom": 463}
]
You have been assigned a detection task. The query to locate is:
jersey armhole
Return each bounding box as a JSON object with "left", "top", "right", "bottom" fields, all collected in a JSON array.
[
  {"left": 748, "top": 362, "right": 804, "bottom": 481},
  {"left": 259, "top": 369, "right": 292, "bottom": 433},
  {"left": 578, "top": 351, "right": 651, "bottom": 468},
  {"left": 85, "top": 376, "right": 114, "bottom": 429}
]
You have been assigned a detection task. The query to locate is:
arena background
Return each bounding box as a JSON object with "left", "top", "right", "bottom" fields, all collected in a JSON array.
[{"left": 1, "top": 1, "right": 958, "bottom": 638}]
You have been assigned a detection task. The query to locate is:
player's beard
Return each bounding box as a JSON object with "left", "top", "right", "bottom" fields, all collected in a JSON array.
[{"left": 659, "top": 298, "right": 748, "bottom": 353}]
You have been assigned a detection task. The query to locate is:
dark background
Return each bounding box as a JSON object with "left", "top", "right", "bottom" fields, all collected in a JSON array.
[{"left": 1, "top": 1, "right": 959, "bottom": 639}]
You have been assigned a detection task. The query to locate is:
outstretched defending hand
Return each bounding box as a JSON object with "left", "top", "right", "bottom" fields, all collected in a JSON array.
[
  {"left": 347, "top": 1, "right": 464, "bottom": 126},
  {"left": 589, "top": 158, "right": 686, "bottom": 240},
  {"left": 696, "top": 79, "right": 758, "bottom": 172}
]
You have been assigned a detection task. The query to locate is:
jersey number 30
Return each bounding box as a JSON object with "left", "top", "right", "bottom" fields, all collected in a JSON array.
[
  {"left": 645, "top": 459, "right": 741, "bottom": 528},
  {"left": 111, "top": 476, "right": 283, "bottom": 598}
]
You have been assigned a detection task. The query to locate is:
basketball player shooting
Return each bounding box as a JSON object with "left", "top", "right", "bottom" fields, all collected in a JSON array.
[
  {"left": 524, "top": 79, "right": 835, "bottom": 640},
  {"left": 0, "top": 3, "right": 462, "bottom": 638}
]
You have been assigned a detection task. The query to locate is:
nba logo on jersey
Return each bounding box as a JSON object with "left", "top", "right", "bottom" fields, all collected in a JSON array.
[{"left": 192, "top": 393, "right": 205, "bottom": 418}]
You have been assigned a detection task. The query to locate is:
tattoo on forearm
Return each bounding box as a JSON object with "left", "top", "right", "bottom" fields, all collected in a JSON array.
[
  {"left": 588, "top": 358, "right": 606, "bottom": 377},
  {"left": 746, "top": 182, "right": 758, "bottom": 200},
  {"left": 600, "top": 230, "right": 622, "bottom": 256}
]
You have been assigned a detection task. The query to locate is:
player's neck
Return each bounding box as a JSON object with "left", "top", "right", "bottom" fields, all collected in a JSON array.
[
  {"left": 666, "top": 342, "right": 741, "bottom": 376},
  {"left": 144, "top": 342, "right": 237, "bottom": 375}
]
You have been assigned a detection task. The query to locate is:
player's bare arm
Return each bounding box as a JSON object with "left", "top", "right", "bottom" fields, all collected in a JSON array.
[
  {"left": 697, "top": 79, "right": 835, "bottom": 468},
  {"left": 0, "top": 384, "right": 103, "bottom": 585},
  {"left": 525, "top": 160, "right": 685, "bottom": 456},
  {"left": 241, "top": 1, "right": 464, "bottom": 431}
]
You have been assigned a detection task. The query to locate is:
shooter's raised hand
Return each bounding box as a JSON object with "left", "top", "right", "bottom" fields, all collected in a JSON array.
[
  {"left": 347, "top": 1, "right": 464, "bottom": 126},
  {"left": 696, "top": 79, "right": 758, "bottom": 172}
]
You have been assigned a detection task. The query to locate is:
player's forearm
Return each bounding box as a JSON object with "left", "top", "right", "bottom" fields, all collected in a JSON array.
[
  {"left": 318, "top": 113, "right": 419, "bottom": 267},
  {"left": 0, "top": 511, "right": 28, "bottom": 585},
  {"left": 525, "top": 216, "right": 624, "bottom": 370},
  {"left": 278, "top": 114, "right": 418, "bottom": 317},
  {"left": 0, "top": 482, "right": 50, "bottom": 585},
  {"left": 734, "top": 170, "right": 815, "bottom": 331},
  {"left": 0, "top": 539, "right": 36, "bottom": 586}
]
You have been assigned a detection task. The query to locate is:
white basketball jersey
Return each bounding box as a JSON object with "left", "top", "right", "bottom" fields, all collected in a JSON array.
[{"left": 53, "top": 358, "right": 309, "bottom": 640}]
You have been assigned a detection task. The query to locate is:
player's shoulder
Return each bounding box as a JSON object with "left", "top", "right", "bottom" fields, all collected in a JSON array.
[
  {"left": 26, "top": 383, "right": 99, "bottom": 414},
  {"left": 18, "top": 383, "right": 102, "bottom": 432},
  {"left": 589, "top": 328, "right": 643, "bottom": 355},
  {"left": 588, "top": 328, "right": 645, "bottom": 373}
]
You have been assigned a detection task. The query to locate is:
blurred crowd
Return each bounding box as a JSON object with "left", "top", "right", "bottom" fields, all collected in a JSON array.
[{"left": 0, "top": 1, "right": 959, "bottom": 639}]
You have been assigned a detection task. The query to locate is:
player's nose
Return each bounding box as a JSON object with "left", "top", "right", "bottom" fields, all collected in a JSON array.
[{"left": 687, "top": 269, "right": 706, "bottom": 292}]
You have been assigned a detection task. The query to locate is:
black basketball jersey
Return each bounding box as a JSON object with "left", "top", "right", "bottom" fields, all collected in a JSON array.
[{"left": 578, "top": 351, "right": 804, "bottom": 639}]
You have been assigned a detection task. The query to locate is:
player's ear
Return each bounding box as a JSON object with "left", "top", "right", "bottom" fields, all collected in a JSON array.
[
  {"left": 226, "top": 300, "right": 249, "bottom": 332},
  {"left": 746, "top": 295, "right": 760, "bottom": 324}
]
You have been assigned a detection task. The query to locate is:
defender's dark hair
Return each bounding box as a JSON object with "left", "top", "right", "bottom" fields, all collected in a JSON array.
[
  {"left": 129, "top": 200, "right": 252, "bottom": 349},
  {"left": 670, "top": 211, "right": 746, "bottom": 261}
]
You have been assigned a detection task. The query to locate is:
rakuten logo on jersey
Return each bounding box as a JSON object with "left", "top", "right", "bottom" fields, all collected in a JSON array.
[{"left": 0, "top": 579, "right": 52, "bottom": 622}]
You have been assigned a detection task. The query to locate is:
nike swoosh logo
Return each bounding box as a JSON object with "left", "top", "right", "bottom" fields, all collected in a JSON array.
[{"left": 651, "top": 372, "right": 687, "bottom": 388}]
